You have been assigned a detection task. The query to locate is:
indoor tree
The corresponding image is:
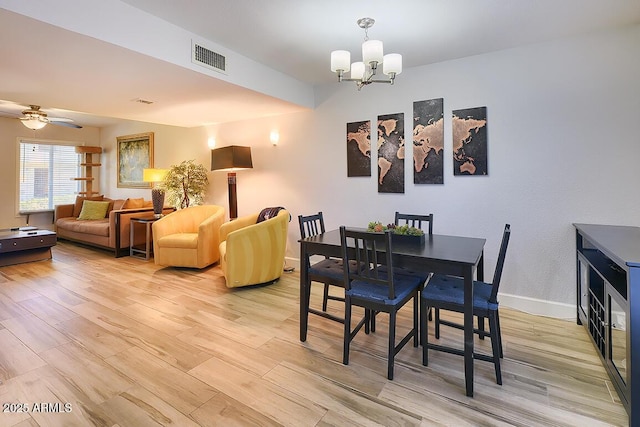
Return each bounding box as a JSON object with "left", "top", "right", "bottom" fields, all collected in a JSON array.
[{"left": 162, "top": 159, "right": 209, "bottom": 209}]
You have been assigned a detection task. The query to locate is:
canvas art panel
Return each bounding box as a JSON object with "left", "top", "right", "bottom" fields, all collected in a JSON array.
[
  {"left": 452, "top": 107, "right": 488, "bottom": 176},
  {"left": 346, "top": 120, "right": 371, "bottom": 177},
  {"left": 413, "top": 98, "right": 444, "bottom": 184},
  {"left": 377, "top": 113, "right": 405, "bottom": 193}
]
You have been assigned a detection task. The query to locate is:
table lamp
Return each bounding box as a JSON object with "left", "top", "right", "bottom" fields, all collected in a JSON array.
[
  {"left": 210, "top": 145, "right": 253, "bottom": 220},
  {"left": 143, "top": 168, "right": 169, "bottom": 217}
]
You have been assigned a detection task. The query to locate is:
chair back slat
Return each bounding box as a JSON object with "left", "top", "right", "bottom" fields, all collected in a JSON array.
[
  {"left": 298, "top": 212, "right": 325, "bottom": 239},
  {"left": 340, "top": 226, "right": 395, "bottom": 299},
  {"left": 395, "top": 212, "right": 434, "bottom": 235},
  {"left": 490, "top": 224, "right": 511, "bottom": 303}
]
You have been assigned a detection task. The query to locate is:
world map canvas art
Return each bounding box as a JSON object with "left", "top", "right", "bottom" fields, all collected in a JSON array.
[
  {"left": 378, "top": 113, "right": 405, "bottom": 193},
  {"left": 413, "top": 98, "right": 444, "bottom": 184},
  {"left": 346, "top": 120, "right": 371, "bottom": 177},
  {"left": 452, "top": 106, "right": 488, "bottom": 176}
]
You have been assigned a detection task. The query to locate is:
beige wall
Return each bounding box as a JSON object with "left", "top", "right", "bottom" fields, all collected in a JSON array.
[
  {"left": 98, "top": 120, "right": 213, "bottom": 204},
  {"left": 0, "top": 117, "right": 100, "bottom": 229}
]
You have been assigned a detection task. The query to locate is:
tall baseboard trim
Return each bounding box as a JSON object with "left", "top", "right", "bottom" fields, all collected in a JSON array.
[{"left": 498, "top": 293, "right": 575, "bottom": 320}]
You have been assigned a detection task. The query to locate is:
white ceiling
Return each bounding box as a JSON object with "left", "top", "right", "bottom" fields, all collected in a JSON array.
[{"left": 1, "top": 0, "right": 639, "bottom": 128}]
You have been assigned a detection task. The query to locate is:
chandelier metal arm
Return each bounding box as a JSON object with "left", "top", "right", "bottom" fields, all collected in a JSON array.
[{"left": 335, "top": 68, "right": 397, "bottom": 91}]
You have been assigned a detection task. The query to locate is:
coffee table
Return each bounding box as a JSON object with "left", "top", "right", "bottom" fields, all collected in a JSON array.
[{"left": 0, "top": 228, "right": 57, "bottom": 267}]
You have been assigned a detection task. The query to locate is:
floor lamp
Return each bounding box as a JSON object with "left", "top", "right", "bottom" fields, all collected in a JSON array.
[{"left": 211, "top": 146, "right": 253, "bottom": 220}]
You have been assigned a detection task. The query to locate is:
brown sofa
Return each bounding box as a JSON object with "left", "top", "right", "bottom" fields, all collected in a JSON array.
[{"left": 54, "top": 197, "right": 174, "bottom": 256}]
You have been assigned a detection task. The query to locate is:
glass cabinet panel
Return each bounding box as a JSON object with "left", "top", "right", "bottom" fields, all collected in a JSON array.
[
  {"left": 579, "top": 259, "right": 589, "bottom": 317},
  {"left": 609, "top": 292, "right": 627, "bottom": 385}
]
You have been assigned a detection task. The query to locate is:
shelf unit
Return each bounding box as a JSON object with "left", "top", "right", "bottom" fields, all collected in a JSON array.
[
  {"left": 574, "top": 223, "right": 640, "bottom": 426},
  {"left": 73, "top": 146, "right": 102, "bottom": 196}
]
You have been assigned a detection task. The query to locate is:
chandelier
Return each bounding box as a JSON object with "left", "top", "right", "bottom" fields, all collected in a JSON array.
[{"left": 330, "top": 17, "right": 402, "bottom": 90}]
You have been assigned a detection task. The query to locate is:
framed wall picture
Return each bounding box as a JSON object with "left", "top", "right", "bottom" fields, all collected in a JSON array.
[{"left": 117, "top": 132, "right": 154, "bottom": 188}]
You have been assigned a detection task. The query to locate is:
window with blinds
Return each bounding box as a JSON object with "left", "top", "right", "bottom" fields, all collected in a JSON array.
[{"left": 18, "top": 140, "right": 80, "bottom": 212}]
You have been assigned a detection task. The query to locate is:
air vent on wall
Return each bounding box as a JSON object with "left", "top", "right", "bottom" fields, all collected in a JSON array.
[{"left": 192, "top": 40, "right": 227, "bottom": 74}]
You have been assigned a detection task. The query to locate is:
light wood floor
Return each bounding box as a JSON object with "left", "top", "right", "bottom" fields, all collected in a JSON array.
[{"left": 0, "top": 241, "right": 628, "bottom": 426}]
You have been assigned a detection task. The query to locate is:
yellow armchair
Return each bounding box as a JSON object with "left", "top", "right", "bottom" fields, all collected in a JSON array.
[
  {"left": 152, "top": 205, "right": 225, "bottom": 268},
  {"left": 219, "top": 209, "right": 290, "bottom": 288}
]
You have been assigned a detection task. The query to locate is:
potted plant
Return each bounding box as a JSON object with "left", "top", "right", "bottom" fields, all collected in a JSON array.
[
  {"left": 367, "top": 221, "right": 425, "bottom": 244},
  {"left": 162, "top": 160, "right": 209, "bottom": 209}
]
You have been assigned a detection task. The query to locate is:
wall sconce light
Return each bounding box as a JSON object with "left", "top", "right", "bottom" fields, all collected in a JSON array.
[
  {"left": 270, "top": 130, "right": 279, "bottom": 146},
  {"left": 208, "top": 137, "right": 216, "bottom": 149}
]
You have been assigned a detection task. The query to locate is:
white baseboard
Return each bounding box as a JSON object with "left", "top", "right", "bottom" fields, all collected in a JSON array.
[
  {"left": 498, "top": 293, "right": 576, "bottom": 320},
  {"left": 286, "top": 257, "right": 576, "bottom": 321}
]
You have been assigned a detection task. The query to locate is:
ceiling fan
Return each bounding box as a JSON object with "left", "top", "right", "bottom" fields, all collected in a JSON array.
[{"left": 19, "top": 104, "right": 82, "bottom": 130}]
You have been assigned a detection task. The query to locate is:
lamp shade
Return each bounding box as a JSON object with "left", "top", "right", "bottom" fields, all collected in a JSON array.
[
  {"left": 383, "top": 53, "right": 402, "bottom": 75},
  {"left": 330, "top": 50, "right": 351, "bottom": 72},
  {"left": 362, "top": 40, "right": 383, "bottom": 65},
  {"left": 350, "top": 62, "right": 365, "bottom": 80},
  {"left": 211, "top": 145, "right": 253, "bottom": 171},
  {"left": 143, "top": 168, "right": 169, "bottom": 183}
]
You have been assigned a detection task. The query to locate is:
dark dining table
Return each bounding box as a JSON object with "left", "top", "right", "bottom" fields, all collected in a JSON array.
[{"left": 299, "top": 228, "right": 486, "bottom": 397}]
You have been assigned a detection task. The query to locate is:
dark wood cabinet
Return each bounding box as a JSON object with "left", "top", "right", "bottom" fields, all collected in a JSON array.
[
  {"left": 0, "top": 229, "right": 57, "bottom": 266},
  {"left": 574, "top": 223, "right": 639, "bottom": 426}
]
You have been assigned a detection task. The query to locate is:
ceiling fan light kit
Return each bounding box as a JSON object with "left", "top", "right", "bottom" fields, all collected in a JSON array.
[
  {"left": 330, "top": 17, "right": 402, "bottom": 90},
  {"left": 18, "top": 104, "right": 81, "bottom": 130},
  {"left": 21, "top": 117, "right": 47, "bottom": 130}
]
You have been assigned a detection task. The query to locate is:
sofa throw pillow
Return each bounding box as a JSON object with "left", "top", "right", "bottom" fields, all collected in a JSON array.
[
  {"left": 77, "top": 200, "right": 111, "bottom": 220},
  {"left": 257, "top": 206, "right": 286, "bottom": 223},
  {"left": 123, "top": 197, "right": 145, "bottom": 209},
  {"left": 112, "top": 199, "right": 126, "bottom": 211},
  {"left": 73, "top": 195, "right": 104, "bottom": 217}
]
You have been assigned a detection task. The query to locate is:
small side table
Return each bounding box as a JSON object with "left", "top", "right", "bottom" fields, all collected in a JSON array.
[{"left": 130, "top": 216, "right": 159, "bottom": 260}]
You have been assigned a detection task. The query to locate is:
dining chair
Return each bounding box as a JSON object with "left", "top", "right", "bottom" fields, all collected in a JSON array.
[
  {"left": 420, "top": 224, "right": 511, "bottom": 385},
  {"left": 371, "top": 211, "right": 435, "bottom": 331},
  {"left": 298, "top": 212, "right": 347, "bottom": 324},
  {"left": 340, "top": 226, "right": 424, "bottom": 380}
]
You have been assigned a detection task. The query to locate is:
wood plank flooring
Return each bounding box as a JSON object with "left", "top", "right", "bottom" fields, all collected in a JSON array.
[{"left": 0, "top": 241, "right": 628, "bottom": 426}]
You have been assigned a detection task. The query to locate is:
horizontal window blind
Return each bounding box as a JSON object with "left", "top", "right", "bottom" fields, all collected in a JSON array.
[{"left": 18, "top": 140, "right": 79, "bottom": 212}]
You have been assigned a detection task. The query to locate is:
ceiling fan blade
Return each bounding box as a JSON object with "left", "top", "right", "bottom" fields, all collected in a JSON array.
[
  {"left": 50, "top": 120, "right": 82, "bottom": 129},
  {"left": 0, "top": 109, "right": 23, "bottom": 118}
]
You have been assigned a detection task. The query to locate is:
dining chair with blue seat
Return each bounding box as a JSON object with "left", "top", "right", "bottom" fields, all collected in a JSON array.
[
  {"left": 372, "top": 211, "right": 435, "bottom": 332},
  {"left": 299, "top": 212, "right": 353, "bottom": 324},
  {"left": 420, "top": 224, "right": 511, "bottom": 385},
  {"left": 340, "top": 226, "right": 424, "bottom": 380}
]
